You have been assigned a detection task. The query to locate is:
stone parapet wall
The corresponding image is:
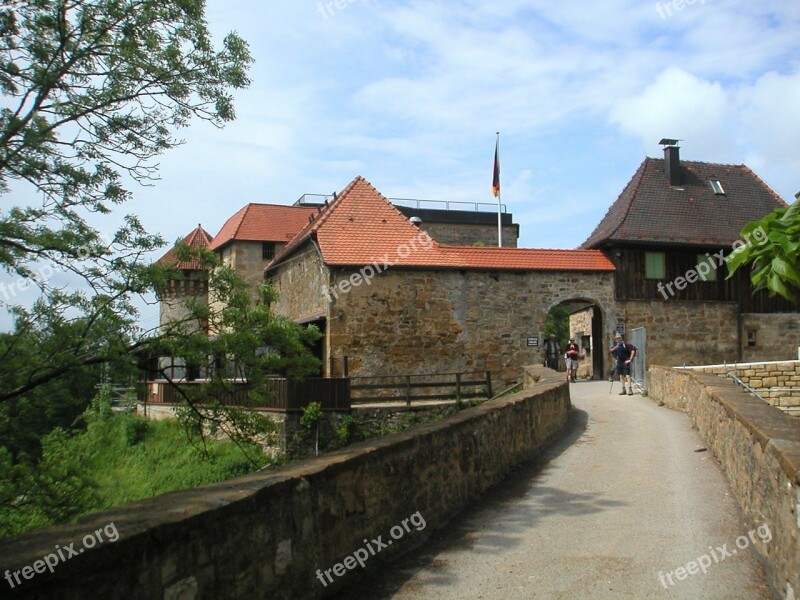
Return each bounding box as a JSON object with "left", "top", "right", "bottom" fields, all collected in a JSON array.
[
  {"left": 0, "top": 367, "right": 570, "bottom": 600},
  {"left": 687, "top": 360, "right": 800, "bottom": 413},
  {"left": 647, "top": 366, "right": 800, "bottom": 599}
]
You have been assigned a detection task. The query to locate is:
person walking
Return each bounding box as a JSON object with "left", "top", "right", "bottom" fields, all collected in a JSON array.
[
  {"left": 609, "top": 333, "right": 637, "bottom": 395},
  {"left": 565, "top": 337, "right": 580, "bottom": 382},
  {"left": 544, "top": 334, "right": 560, "bottom": 371}
]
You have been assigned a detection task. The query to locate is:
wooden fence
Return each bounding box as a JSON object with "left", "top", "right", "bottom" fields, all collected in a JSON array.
[
  {"left": 138, "top": 378, "right": 350, "bottom": 412},
  {"left": 138, "top": 371, "right": 494, "bottom": 411},
  {"left": 350, "top": 371, "right": 492, "bottom": 405}
]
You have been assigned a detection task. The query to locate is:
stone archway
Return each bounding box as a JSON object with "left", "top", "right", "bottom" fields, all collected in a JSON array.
[{"left": 548, "top": 297, "right": 610, "bottom": 381}]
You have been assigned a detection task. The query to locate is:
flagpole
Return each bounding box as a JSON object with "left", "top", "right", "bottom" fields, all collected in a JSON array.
[{"left": 495, "top": 132, "right": 502, "bottom": 247}]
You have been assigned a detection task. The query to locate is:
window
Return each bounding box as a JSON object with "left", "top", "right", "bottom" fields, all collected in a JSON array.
[
  {"left": 645, "top": 252, "right": 665, "bottom": 279},
  {"left": 262, "top": 242, "right": 276, "bottom": 260},
  {"left": 709, "top": 179, "right": 725, "bottom": 195},
  {"left": 747, "top": 329, "right": 757, "bottom": 347},
  {"left": 696, "top": 254, "right": 718, "bottom": 281}
]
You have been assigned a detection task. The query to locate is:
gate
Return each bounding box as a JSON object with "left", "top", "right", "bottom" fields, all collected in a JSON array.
[{"left": 629, "top": 327, "right": 646, "bottom": 393}]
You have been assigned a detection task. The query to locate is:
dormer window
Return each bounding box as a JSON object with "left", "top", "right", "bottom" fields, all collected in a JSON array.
[{"left": 709, "top": 179, "right": 725, "bottom": 195}]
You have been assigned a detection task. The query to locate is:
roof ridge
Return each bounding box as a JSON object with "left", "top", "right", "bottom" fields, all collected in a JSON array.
[
  {"left": 267, "top": 176, "right": 364, "bottom": 267},
  {"left": 440, "top": 245, "right": 605, "bottom": 252},
  {"left": 647, "top": 156, "right": 751, "bottom": 168}
]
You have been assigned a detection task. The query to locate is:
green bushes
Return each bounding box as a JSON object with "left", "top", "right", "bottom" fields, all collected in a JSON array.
[{"left": 0, "top": 390, "right": 266, "bottom": 540}]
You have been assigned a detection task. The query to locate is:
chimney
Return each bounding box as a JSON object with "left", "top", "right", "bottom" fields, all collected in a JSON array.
[{"left": 659, "top": 138, "right": 681, "bottom": 186}]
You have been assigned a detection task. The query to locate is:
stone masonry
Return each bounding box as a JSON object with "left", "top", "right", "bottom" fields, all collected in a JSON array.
[
  {"left": 686, "top": 360, "right": 800, "bottom": 416},
  {"left": 647, "top": 366, "right": 800, "bottom": 600},
  {"left": 0, "top": 367, "right": 570, "bottom": 600}
]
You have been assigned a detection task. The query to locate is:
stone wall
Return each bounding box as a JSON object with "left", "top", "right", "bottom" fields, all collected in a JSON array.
[
  {"left": 218, "top": 241, "right": 286, "bottom": 303},
  {"left": 158, "top": 275, "right": 208, "bottom": 331},
  {"left": 418, "top": 222, "right": 518, "bottom": 247},
  {"left": 741, "top": 314, "right": 800, "bottom": 363},
  {"left": 327, "top": 267, "right": 617, "bottom": 385},
  {"left": 0, "top": 367, "right": 570, "bottom": 600},
  {"left": 269, "top": 247, "right": 328, "bottom": 322},
  {"left": 617, "top": 300, "right": 739, "bottom": 367},
  {"left": 647, "top": 366, "right": 800, "bottom": 600},
  {"left": 686, "top": 360, "right": 800, "bottom": 415}
]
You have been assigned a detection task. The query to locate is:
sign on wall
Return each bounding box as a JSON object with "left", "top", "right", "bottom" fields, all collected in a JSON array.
[{"left": 526, "top": 336, "right": 539, "bottom": 347}]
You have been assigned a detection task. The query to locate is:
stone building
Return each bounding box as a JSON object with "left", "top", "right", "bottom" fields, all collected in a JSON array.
[
  {"left": 154, "top": 224, "right": 213, "bottom": 379},
  {"left": 155, "top": 142, "right": 798, "bottom": 385},
  {"left": 265, "top": 176, "right": 616, "bottom": 384},
  {"left": 581, "top": 141, "right": 797, "bottom": 367},
  {"left": 156, "top": 224, "right": 213, "bottom": 331},
  {"left": 208, "top": 203, "right": 319, "bottom": 299}
]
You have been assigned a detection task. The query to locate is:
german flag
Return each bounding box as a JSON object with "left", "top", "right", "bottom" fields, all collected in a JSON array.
[{"left": 492, "top": 138, "right": 500, "bottom": 197}]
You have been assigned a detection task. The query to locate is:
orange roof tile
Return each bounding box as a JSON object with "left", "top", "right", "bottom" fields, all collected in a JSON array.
[
  {"left": 209, "top": 203, "right": 318, "bottom": 251},
  {"left": 156, "top": 225, "right": 214, "bottom": 270},
  {"left": 268, "top": 176, "right": 615, "bottom": 272}
]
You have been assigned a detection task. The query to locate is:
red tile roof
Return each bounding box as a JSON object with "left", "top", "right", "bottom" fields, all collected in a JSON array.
[
  {"left": 156, "top": 225, "right": 214, "bottom": 270},
  {"left": 209, "top": 203, "right": 318, "bottom": 251},
  {"left": 268, "top": 176, "right": 615, "bottom": 272},
  {"left": 581, "top": 157, "right": 788, "bottom": 248}
]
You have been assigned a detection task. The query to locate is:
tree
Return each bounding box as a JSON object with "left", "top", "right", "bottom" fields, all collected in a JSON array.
[
  {"left": 726, "top": 192, "right": 800, "bottom": 303},
  {"left": 0, "top": 0, "right": 253, "bottom": 404}
]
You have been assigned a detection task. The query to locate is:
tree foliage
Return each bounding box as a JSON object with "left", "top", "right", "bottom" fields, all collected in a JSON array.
[
  {"left": 0, "top": 0, "right": 252, "bottom": 405},
  {"left": 726, "top": 192, "right": 800, "bottom": 303}
]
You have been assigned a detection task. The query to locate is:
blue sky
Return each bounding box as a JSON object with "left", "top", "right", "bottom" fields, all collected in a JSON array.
[
  {"left": 133, "top": 0, "right": 799, "bottom": 250},
  {"left": 2, "top": 0, "right": 800, "bottom": 331}
]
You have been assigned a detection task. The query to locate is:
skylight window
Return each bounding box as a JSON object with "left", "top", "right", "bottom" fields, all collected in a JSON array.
[{"left": 709, "top": 179, "right": 725, "bottom": 195}]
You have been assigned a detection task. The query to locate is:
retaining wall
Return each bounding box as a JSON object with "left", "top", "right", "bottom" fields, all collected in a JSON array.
[
  {"left": 0, "top": 366, "right": 569, "bottom": 599},
  {"left": 686, "top": 360, "right": 800, "bottom": 415},
  {"left": 648, "top": 366, "right": 800, "bottom": 600}
]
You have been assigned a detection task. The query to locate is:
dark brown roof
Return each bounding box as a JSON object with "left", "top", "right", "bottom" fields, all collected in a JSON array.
[
  {"left": 581, "top": 157, "right": 787, "bottom": 248},
  {"left": 156, "top": 225, "right": 214, "bottom": 270}
]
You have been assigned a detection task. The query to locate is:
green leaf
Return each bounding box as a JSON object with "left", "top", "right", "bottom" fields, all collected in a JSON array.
[{"left": 771, "top": 256, "right": 800, "bottom": 286}]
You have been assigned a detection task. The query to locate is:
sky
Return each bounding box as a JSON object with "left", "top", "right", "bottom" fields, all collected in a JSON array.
[{"left": 2, "top": 0, "right": 800, "bottom": 331}]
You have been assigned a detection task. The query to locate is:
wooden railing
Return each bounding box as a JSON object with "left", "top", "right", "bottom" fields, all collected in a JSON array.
[
  {"left": 350, "top": 371, "right": 492, "bottom": 406},
  {"left": 138, "top": 378, "right": 350, "bottom": 412},
  {"left": 138, "top": 371, "right": 493, "bottom": 411}
]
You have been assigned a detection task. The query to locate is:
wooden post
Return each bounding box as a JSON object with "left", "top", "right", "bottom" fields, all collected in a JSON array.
[
  {"left": 486, "top": 371, "right": 493, "bottom": 398},
  {"left": 405, "top": 375, "right": 411, "bottom": 406},
  {"left": 456, "top": 372, "right": 462, "bottom": 402}
]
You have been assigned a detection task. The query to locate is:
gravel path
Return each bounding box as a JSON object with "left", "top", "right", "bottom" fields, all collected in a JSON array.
[{"left": 334, "top": 381, "right": 772, "bottom": 599}]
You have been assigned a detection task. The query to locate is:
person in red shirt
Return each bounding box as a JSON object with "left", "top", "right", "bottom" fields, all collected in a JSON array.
[{"left": 565, "top": 337, "right": 580, "bottom": 382}]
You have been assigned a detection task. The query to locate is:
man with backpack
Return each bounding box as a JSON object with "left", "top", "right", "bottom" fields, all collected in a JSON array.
[{"left": 609, "top": 333, "right": 637, "bottom": 395}]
